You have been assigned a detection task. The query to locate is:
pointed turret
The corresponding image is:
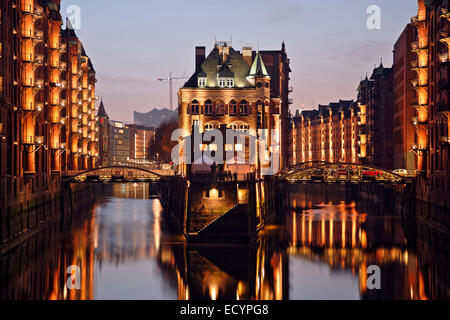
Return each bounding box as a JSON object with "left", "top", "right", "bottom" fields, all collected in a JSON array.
[
  {"left": 248, "top": 51, "right": 270, "bottom": 78},
  {"left": 97, "top": 99, "right": 108, "bottom": 118}
]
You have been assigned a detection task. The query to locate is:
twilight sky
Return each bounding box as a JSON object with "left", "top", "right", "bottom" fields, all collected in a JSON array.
[{"left": 61, "top": 0, "right": 417, "bottom": 123}]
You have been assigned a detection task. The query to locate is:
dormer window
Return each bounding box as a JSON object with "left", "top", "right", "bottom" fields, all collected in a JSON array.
[
  {"left": 198, "top": 77, "right": 206, "bottom": 88},
  {"left": 218, "top": 77, "right": 233, "bottom": 88}
]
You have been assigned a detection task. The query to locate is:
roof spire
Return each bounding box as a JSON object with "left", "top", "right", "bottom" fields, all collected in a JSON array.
[
  {"left": 97, "top": 98, "right": 108, "bottom": 118},
  {"left": 248, "top": 51, "right": 269, "bottom": 78}
]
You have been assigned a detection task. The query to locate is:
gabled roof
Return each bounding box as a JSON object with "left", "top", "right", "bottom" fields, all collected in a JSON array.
[
  {"left": 184, "top": 45, "right": 252, "bottom": 88},
  {"left": 218, "top": 63, "right": 234, "bottom": 78}
]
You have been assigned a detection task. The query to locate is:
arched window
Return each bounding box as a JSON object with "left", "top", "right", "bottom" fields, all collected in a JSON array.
[
  {"left": 205, "top": 123, "right": 214, "bottom": 131},
  {"left": 240, "top": 100, "right": 248, "bottom": 115},
  {"left": 191, "top": 100, "right": 199, "bottom": 115},
  {"left": 205, "top": 100, "right": 213, "bottom": 115},
  {"left": 228, "top": 123, "right": 239, "bottom": 131},
  {"left": 216, "top": 100, "right": 225, "bottom": 115},
  {"left": 239, "top": 123, "right": 249, "bottom": 132},
  {"left": 229, "top": 100, "right": 237, "bottom": 115}
]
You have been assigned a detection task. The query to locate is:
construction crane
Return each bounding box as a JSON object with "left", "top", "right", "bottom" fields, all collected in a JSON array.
[{"left": 157, "top": 72, "right": 188, "bottom": 110}]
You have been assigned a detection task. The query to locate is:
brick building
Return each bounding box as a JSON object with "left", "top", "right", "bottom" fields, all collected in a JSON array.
[
  {"left": 393, "top": 23, "right": 417, "bottom": 172},
  {"left": 177, "top": 41, "right": 291, "bottom": 178},
  {"left": 357, "top": 63, "right": 395, "bottom": 170},
  {"left": 128, "top": 124, "right": 155, "bottom": 164},
  {"left": 0, "top": 0, "right": 99, "bottom": 212},
  {"left": 290, "top": 100, "right": 358, "bottom": 165},
  {"left": 411, "top": 0, "right": 449, "bottom": 206}
]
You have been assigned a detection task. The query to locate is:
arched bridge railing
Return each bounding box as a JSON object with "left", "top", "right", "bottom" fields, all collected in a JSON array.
[
  {"left": 278, "top": 163, "right": 414, "bottom": 184},
  {"left": 63, "top": 166, "right": 164, "bottom": 183}
]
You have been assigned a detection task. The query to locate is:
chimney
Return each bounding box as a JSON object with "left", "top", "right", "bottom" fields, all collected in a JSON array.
[
  {"left": 195, "top": 46, "right": 206, "bottom": 70},
  {"left": 242, "top": 47, "right": 252, "bottom": 66}
]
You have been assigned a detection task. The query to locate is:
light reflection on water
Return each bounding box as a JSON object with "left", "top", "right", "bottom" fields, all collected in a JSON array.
[{"left": 0, "top": 183, "right": 448, "bottom": 300}]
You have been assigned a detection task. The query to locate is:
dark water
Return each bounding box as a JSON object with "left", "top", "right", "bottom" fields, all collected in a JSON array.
[{"left": 0, "top": 183, "right": 449, "bottom": 300}]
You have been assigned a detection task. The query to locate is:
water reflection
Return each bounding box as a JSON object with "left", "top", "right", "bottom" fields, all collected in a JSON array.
[{"left": 0, "top": 183, "right": 448, "bottom": 300}]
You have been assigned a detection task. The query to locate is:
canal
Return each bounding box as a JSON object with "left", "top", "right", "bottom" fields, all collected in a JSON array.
[{"left": 0, "top": 183, "right": 448, "bottom": 300}]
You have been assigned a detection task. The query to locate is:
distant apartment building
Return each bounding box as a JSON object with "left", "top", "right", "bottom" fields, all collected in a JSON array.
[
  {"left": 410, "top": 0, "right": 449, "bottom": 206},
  {"left": 357, "top": 63, "right": 394, "bottom": 170},
  {"left": 108, "top": 120, "right": 130, "bottom": 166},
  {"left": 0, "top": 0, "right": 98, "bottom": 211},
  {"left": 97, "top": 101, "right": 155, "bottom": 166},
  {"left": 128, "top": 124, "right": 155, "bottom": 164},
  {"left": 290, "top": 100, "right": 358, "bottom": 165},
  {"left": 393, "top": 24, "right": 417, "bottom": 171}
]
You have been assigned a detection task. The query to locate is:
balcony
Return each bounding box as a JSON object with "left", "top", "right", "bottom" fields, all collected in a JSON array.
[
  {"left": 59, "top": 62, "right": 67, "bottom": 70},
  {"left": 35, "top": 103, "right": 44, "bottom": 112},
  {"left": 410, "top": 143, "right": 428, "bottom": 152},
  {"left": 34, "top": 54, "right": 44, "bottom": 65},
  {"left": 34, "top": 4, "right": 44, "bottom": 16},
  {"left": 411, "top": 41, "right": 428, "bottom": 53},
  {"left": 441, "top": 8, "right": 450, "bottom": 21},
  {"left": 439, "top": 52, "right": 450, "bottom": 64},
  {"left": 34, "top": 30, "right": 44, "bottom": 41},
  {"left": 411, "top": 60, "right": 427, "bottom": 69},
  {"left": 22, "top": 136, "right": 35, "bottom": 145},
  {"left": 411, "top": 100, "right": 428, "bottom": 111},
  {"left": 50, "top": 81, "right": 62, "bottom": 88},
  {"left": 410, "top": 15, "right": 426, "bottom": 27},
  {"left": 35, "top": 79, "right": 44, "bottom": 89},
  {"left": 288, "top": 86, "right": 293, "bottom": 93},
  {"left": 440, "top": 30, "right": 450, "bottom": 45},
  {"left": 411, "top": 79, "right": 427, "bottom": 88},
  {"left": 288, "top": 98, "right": 293, "bottom": 105},
  {"left": 411, "top": 116, "right": 427, "bottom": 126},
  {"left": 22, "top": 101, "right": 34, "bottom": 111},
  {"left": 50, "top": 115, "right": 60, "bottom": 124}
]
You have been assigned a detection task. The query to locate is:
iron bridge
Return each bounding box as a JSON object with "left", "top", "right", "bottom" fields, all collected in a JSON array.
[
  {"left": 278, "top": 162, "right": 414, "bottom": 184},
  {"left": 63, "top": 166, "right": 167, "bottom": 183}
]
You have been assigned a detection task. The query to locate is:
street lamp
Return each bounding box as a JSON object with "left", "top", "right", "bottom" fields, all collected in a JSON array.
[
  {"left": 31, "top": 136, "right": 45, "bottom": 153},
  {"left": 56, "top": 143, "right": 67, "bottom": 156}
]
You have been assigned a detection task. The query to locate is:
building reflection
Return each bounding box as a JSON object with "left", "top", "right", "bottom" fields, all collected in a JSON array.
[
  {"left": 156, "top": 242, "right": 289, "bottom": 301},
  {"left": 0, "top": 183, "right": 448, "bottom": 300},
  {"left": 284, "top": 199, "right": 439, "bottom": 300}
]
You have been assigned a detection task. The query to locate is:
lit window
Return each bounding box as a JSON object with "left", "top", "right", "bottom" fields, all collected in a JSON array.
[
  {"left": 239, "top": 123, "right": 248, "bottom": 132},
  {"left": 218, "top": 78, "right": 233, "bottom": 88},
  {"left": 205, "top": 123, "right": 213, "bottom": 131},
  {"left": 191, "top": 100, "right": 199, "bottom": 114},
  {"left": 229, "top": 100, "right": 237, "bottom": 115},
  {"left": 216, "top": 100, "right": 225, "bottom": 115},
  {"left": 198, "top": 77, "right": 206, "bottom": 87},
  {"left": 240, "top": 100, "right": 248, "bottom": 114},
  {"left": 205, "top": 100, "right": 213, "bottom": 115}
]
